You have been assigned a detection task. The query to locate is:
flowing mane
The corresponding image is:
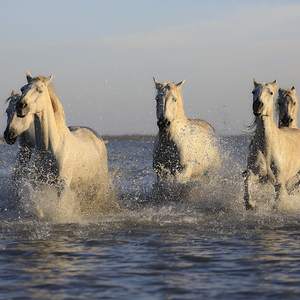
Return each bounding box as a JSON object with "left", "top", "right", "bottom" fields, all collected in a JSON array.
[
  {"left": 31, "top": 76, "right": 65, "bottom": 130},
  {"left": 244, "top": 117, "right": 258, "bottom": 135}
]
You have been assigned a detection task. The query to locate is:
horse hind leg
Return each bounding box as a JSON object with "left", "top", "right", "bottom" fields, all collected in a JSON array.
[{"left": 243, "top": 170, "right": 256, "bottom": 211}]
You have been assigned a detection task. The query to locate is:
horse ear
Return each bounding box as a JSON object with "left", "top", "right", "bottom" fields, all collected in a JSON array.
[
  {"left": 176, "top": 80, "right": 185, "bottom": 89},
  {"left": 253, "top": 78, "right": 259, "bottom": 87},
  {"left": 278, "top": 88, "right": 283, "bottom": 96},
  {"left": 45, "top": 75, "right": 53, "bottom": 86},
  {"left": 153, "top": 77, "right": 161, "bottom": 90},
  {"left": 27, "top": 70, "right": 33, "bottom": 83},
  {"left": 11, "top": 90, "right": 16, "bottom": 96},
  {"left": 291, "top": 86, "right": 296, "bottom": 93},
  {"left": 271, "top": 79, "right": 277, "bottom": 89}
]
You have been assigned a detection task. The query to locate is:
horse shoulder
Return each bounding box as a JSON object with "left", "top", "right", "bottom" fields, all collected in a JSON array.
[
  {"left": 172, "top": 121, "right": 215, "bottom": 168},
  {"left": 279, "top": 127, "right": 300, "bottom": 138},
  {"left": 277, "top": 127, "right": 300, "bottom": 165}
]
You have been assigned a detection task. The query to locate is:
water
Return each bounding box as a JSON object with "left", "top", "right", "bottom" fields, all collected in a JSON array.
[{"left": 1, "top": 137, "right": 300, "bottom": 299}]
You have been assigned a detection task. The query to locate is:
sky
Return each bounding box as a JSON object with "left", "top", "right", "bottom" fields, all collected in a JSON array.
[{"left": 1, "top": 0, "right": 300, "bottom": 136}]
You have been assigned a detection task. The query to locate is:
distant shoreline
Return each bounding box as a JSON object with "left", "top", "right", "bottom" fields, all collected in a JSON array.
[
  {"left": 0, "top": 134, "right": 251, "bottom": 144},
  {"left": 101, "top": 134, "right": 251, "bottom": 141},
  {"left": 102, "top": 135, "right": 156, "bottom": 141}
]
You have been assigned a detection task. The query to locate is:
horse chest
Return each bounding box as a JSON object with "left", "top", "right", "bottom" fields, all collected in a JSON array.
[
  {"left": 32, "top": 150, "right": 60, "bottom": 184},
  {"left": 153, "top": 134, "right": 184, "bottom": 176}
]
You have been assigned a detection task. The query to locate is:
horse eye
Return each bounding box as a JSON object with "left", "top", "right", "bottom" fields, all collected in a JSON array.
[
  {"left": 252, "top": 91, "right": 255, "bottom": 94},
  {"left": 270, "top": 91, "right": 273, "bottom": 95},
  {"left": 155, "top": 97, "right": 158, "bottom": 101},
  {"left": 173, "top": 98, "right": 177, "bottom": 102},
  {"left": 36, "top": 87, "right": 42, "bottom": 93}
]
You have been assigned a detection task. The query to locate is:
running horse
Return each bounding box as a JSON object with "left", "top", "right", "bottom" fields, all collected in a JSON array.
[
  {"left": 244, "top": 79, "right": 300, "bottom": 210},
  {"left": 153, "top": 78, "right": 219, "bottom": 184},
  {"left": 13, "top": 71, "right": 108, "bottom": 205}
]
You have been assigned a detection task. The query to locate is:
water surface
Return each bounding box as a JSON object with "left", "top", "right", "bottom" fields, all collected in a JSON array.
[{"left": 1, "top": 137, "right": 300, "bottom": 300}]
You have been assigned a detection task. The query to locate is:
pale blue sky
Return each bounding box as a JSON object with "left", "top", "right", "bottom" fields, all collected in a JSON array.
[{"left": 1, "top": 0, "right": 300, "bottom": 135}]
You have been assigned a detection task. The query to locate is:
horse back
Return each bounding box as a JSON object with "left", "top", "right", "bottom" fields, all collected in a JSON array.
[
  {"left": 62, "top": 126, "right": 108, "bottom": 185},
  {"left": 188, "top": 119, "right": 216, "bottom": 134},
  {"left": 68, "top": 126, "right": 104, "bottom": 141}
]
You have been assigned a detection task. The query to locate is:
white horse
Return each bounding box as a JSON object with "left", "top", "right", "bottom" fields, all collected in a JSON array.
[
  {"left": 244, "top": 79, "right": 300, "bottom": 210},
  {"left": 152, "top": 78, "right": 219, "bottom": 184},
  {"left": 4, "top": 92, "right": 101, "bottom": 196},
  {"left": 4, "top": 91, "right": 35, "bottom": 192},
  {"left": 276, "top": 86, "right": 300, "bottom": 191},
  {"left": 276, "top": 86, "right": 298, "bottom": 128},
  {"left": 14, "top": 71, "right": 108, "bottom": 205}
]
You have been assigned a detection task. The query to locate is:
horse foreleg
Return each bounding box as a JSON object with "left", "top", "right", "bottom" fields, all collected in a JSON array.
[
  {"left": 243, "top": 170, "right": 256, "bottom": 211},
  {"left": 274, "top": 182, "right": 285, "bottom": 209}
]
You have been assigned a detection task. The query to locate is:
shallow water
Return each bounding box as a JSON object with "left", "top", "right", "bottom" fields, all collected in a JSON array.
[{"left": 1, "top": 137, "right": 300, "bottom": 299}]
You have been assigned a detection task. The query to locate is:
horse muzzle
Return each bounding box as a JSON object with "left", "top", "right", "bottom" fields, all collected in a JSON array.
[
  {"left": 157, "top": 119, "right": 170, "bottom": 131},
  {"left": 281, "top": 118, "right": 293, "bottom": 127},
  {"left": 253, "top": 100, "right": 263, "bottom": 116},
  {"left": 4, "top": 128, "right": 17, "bottom": 145}
]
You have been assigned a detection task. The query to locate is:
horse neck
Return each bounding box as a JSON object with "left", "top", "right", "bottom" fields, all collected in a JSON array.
[
  {"left": 33, "top": 101, "right": 66, "bottom": 153},
  {"left": 19, "top": 123, "right": 35, "bottom": 149},
  {"left": 165, "top": 106, "right": 189, "bottom": 140},
  {"left": 175, "top": 97, "right": 188, "bottom": 121},
  {"left": 255, "top": 114, "right": 278, "bottom": 144}
]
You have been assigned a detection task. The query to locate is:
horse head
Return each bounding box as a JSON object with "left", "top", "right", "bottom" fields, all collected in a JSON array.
[
  {"left": 277, "top": 86, "right": 298, "bottom": 128},
  {"left": 252, "top": 78, "right": 277, "bottom": 117},
  {"left": 16, "top": 70, "right": 53, "bottom": 118},
  {"left": 4, "top": 90, "right": 34, "bottom": 145},
  {"left": 153, "top": 77, "right": 185, "bottom": 131}
]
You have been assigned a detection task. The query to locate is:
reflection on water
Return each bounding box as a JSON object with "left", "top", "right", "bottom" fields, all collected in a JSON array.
[{"left": 1, "top": 137, "right": 300, "bottom": 299}]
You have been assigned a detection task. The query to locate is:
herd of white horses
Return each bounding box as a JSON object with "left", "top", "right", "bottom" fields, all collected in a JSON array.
[{"left": 3, "top": 71, "right": 300, "bottom": 216}]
